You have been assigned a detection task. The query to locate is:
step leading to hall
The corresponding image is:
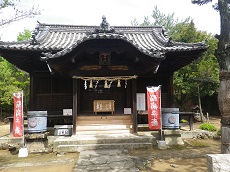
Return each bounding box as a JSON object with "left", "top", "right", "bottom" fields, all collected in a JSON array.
[{"left": 53, "top": 133, "right": 156, "bottom": 153}]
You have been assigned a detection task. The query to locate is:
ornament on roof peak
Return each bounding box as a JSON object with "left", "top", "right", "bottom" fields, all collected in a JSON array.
[
  {"left": 30, "top": 21, "right": 41, "bottom": 45},
  {"left": 93, "top": 15, "right": 115, "bottom": 34}
]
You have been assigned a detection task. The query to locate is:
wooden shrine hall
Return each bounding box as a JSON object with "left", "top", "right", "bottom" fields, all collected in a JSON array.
[{"left": 0, "top": 16, "right": 207, "bottom": 135}]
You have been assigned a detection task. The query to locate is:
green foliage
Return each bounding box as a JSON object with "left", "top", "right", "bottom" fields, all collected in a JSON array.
[
  {"left": 0, "top": 56, "right": 30, "bottom": 112},
  {"left": 0, "top": 0, "right": 14, "bottom": 9},
  {"left": 173, "top": 30, "right": 219, "bottom": 110},
  {"left": 0, "top": 29, "right": 31, "bottom": 114},
  {"left": 131, "top": 18, "right": 139, "bottom": 26},
  {"left": 199, "top": 123, "right": 217, "bottom": 131},
  {"left": 217, "top": 129, "right": 221, "bottom": 136},
  {"left": 0, "top": 57, "right": 30, "bottom": 113},
  {"left": 139, "top": 16, "right": 151, "bottom": 26},
  {"left": 136, "top": 5, "right": 220, "bottom": 111},
  {"left": 0, "top": 57, "right": 21, "bottom": 112},
  {"left": 17, "top": 29, "right": 32, "bottom": 41},
  {"left": 180, "top": 119, "right": 188, "bottom": 123},
  {"left": 151, "top": 5, "right": 180, "bottom": 32}
]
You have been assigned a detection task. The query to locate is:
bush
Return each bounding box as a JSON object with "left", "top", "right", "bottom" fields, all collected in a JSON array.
[
  {"left": 199, "top": 123, "right": 217, "bottom": 131},
  {"left": 180, "top": 119, "right": 188, "bottom": 123},
  {"left": 217, "top": 129, "right": 221, "bottom": 136}
]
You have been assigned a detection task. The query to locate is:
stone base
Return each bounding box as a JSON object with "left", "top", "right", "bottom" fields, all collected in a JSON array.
[
  {"left": 24, "top": 132, "right": 49, "bottom": 139},
  {"left": 221, "top": 126, "right": 230, "bottom": 153},
  {"left": 163, "top": 130, "right": 184, "bottom": 145},
  {"left": 25, "top": 132, "right": 51, "bottom": 153},
  {"left": 158, "top": 140, "right": 167, "bottom": 149},
  {"left": 207, "top": 154, "right": 230, "bottom": 172}
]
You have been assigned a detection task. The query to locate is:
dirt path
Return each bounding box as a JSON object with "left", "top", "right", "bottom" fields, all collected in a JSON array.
[
  {"left": 130, "top": 139, "right": 221, "bottom": 172},
  {"left": 0, "top": 139, "right": 221, "bottom": 172},
  {"left": 0, "top": 150, "right": 79, "bottom": 172}
]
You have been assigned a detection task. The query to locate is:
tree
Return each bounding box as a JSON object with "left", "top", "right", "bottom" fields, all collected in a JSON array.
[
  {"left": 171, "top": 20, "right": 219, "bottom": 113},
  {"left": 0, "top": 29, "right": 31, "bottom": 118},
  {"left": 131, "top": 18, "right": 139, "bottom": 26},
  {"left": 192, "top": 0, "right": 230, "bottom": 154},
  {"left": 0, "top": 0, "right": 40, "bottom": 26},
  {"left": 174, "top": 33, "right": 219, "bottom": 121},
  {"left": 0, "top": 57, "right": 21, "bottom": 113},
  {"left": 17, "top": 28, "right": 32, "bottom": 41},
  {"left": 135, "top": 6, "right": 219, "bottom": 118},
  {"left": 151, "top": 5, "right": 180, "bottom": 31}
]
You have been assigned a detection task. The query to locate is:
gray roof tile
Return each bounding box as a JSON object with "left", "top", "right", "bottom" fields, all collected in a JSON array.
[{"left": 0, "top": 23, "right": 207, "bottom": 59}]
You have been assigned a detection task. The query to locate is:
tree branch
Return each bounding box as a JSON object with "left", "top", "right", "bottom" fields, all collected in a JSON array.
[
  {"left": 191, "top": 0, "right": 212, "bottom": 5},
  {"left": 0, "top": 6, "right": 41, "bottom": 26}
]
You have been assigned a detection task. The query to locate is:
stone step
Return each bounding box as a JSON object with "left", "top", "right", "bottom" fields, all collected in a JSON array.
[
  {"left": 55, "top": 142, "right": 153, "bottom": 153},
  {"left": 77, "top": 120, "right": 132, "bottom": 125},
  {"left": 76, "top": 124, "right": 133, "bottom": 131},
  {"left": 76, "top": 115, "right": 133, "bottom": 135},
  {"left": 53, "top": 134, "right": 154, "bottom": 145},
  {"left": 75, "top": 129, "right": 133, "bottom": 135},
  {"left": 77, "top": 115, "right": 132, "bottom": 120},
  {"left": 53, "top": 133, "right": 156, "bottom": 152},
  {"left": 76, "top": 128, "right": 133, "bottom": 135}
]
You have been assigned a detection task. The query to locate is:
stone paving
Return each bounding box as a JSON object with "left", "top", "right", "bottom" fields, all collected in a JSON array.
[{"left": 73, "top": 149, "right": 146, "bottom": 172}]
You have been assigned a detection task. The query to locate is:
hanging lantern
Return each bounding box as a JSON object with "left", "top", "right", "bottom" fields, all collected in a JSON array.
[
  {"left": 104, "top": 80, "right": 109, "bottom": 88},
  {"left": 117, "top": 80, "right": 121, "bottom": 87},
  {"left": 89, "top": 80, "right": 93, "bottom": 88}
]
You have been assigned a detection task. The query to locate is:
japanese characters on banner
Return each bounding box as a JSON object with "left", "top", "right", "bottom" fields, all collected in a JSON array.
[
  {"left": 146, "top": 86, "right": 161, "bottom": 130},
  {"left": 13, "top": 92, "right": 23, "bottom": 137}
]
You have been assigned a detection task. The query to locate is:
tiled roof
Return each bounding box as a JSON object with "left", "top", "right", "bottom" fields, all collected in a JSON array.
[{"left": 0, "top": 22, "right": 207, "bottom": 59}]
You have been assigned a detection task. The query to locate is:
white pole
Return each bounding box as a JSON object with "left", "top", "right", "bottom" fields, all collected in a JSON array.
[{"left": 21, "top": 90, "right": 25, "bottom": 147}]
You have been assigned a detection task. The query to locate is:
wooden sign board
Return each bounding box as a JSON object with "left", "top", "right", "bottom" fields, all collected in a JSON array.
[
  {"left": 63, "top": 109, "right": 72, "bottom": 116},
  {"left": 124, "top": 108, "right": 132, "bottom": 114},
  {"left": 136, "top": 93, "right": 146, "bottom": 111}
]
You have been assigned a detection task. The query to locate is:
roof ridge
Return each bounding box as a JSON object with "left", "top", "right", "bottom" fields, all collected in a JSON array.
[{"left": 37, "top": 22, "right": 162, "bottom": 30}]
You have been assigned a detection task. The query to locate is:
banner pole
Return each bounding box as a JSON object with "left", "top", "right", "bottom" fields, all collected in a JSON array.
[
  {"left": 18, "top": 90, "right": 28, "bottom": 158},
  {"left": 21, "top": 90, "right": 25, "bottom": 147},
  {"left": 159, "top": 85, "right": 163, "bottom": 140}
]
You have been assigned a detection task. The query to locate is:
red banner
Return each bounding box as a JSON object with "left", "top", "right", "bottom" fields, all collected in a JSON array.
[
  {"left": 147, "top": 86, "right": 161, "bottom": 130},
  {"left": 13, "top": 92, "right": 23, "bottom": 137}
]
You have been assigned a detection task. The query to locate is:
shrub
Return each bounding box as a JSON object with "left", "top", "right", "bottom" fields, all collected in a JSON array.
[
  {"left": 180, "top": 119, "right": 188, "bottom": 123},
  {"left": 199, "top": 123, "right": 217, "bottom": 131},
  {"left": 217, "top": 129, "right": 221, "bottom": 136}
]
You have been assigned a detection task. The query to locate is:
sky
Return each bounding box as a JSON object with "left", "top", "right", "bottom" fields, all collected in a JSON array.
[{"left": 0, "top": 0, "right": 220, "bottom": 41}]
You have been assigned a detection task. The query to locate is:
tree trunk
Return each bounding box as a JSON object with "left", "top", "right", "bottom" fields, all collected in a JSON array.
[
  {"left": 197, "top": 84, "right": 205, "bottom": 122},
  {"left": 216, "top": 0, "right": 230, "bottom": 154},
  {"left": 219, "top": 72, "right": 230, "bottom": 153}
]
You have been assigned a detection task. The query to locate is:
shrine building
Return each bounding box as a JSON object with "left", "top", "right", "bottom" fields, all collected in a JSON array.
[{"left": 0, "top": 16, "right": 207, "bottom": 134}]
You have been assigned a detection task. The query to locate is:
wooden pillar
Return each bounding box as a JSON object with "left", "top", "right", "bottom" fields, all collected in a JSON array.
[
  {"left": 29, "top": 73, "right": 34, "bottom": 110},
  {"left": 72, "top": 79, "right": 78, "bottom": 135},
  {"left": 132, "top": 79, "right": 137, "bottom": 133}
]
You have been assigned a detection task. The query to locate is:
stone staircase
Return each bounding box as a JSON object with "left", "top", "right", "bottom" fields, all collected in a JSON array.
[
  {"left": 53, "top": 133, "right": 155, "bottom": 153},
  {"left": 75, "top": 115, "right": 134, "bottom": 135},
  {"left": 53, "top": 115, "right": 156, "bottom": 153}
]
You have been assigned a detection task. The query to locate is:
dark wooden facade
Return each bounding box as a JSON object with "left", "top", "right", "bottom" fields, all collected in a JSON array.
[
  {"left": 29, "top": 74, "right": 172, "bottom": 113},
  {"left": 0, "top": 17, "right": 207, "bottom": 134}
]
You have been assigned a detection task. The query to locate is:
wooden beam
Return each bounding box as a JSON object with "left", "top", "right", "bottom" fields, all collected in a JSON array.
[
  {"left": 72, "top": 79, "right": 78, "bottom": 135},
  {"left": 132, "top": 79, "right": 137, "bottom": 133},
  {"left": 29, "top": 74, "right": 34, "bottom": 110}
]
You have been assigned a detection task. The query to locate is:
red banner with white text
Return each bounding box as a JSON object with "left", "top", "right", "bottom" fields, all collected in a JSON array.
[
  {"left": 146, "top": 86, "right": 161, "bottom": 130},
  {"left": 12, "top": 92, "right": 23, "bottom": 137}
]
